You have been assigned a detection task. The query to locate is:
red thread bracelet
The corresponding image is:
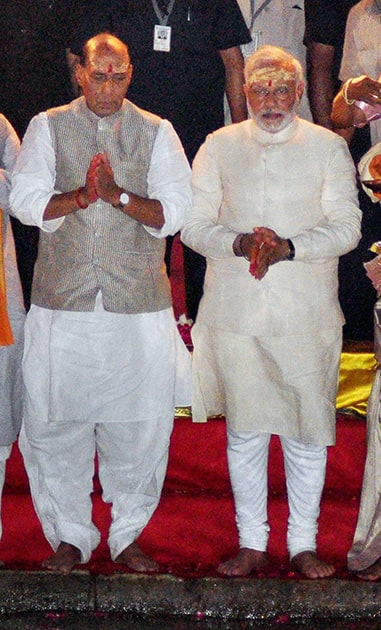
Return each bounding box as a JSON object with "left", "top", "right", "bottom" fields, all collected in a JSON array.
[{"left": 75, "top": 187, "right": 88, "bottom": 209}]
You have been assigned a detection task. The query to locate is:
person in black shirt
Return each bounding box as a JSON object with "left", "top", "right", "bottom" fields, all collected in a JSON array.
[{"left": 304, "top": 0, "right": 358, "bottom": 130}]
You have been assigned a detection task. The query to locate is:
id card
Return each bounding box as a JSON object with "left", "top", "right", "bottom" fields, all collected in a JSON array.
[
  {"left": 154, "top": 24, "right": 171, "bottom": 52},
  {"left": 242, "top": 30, "right": 262, "bottom": 59}
]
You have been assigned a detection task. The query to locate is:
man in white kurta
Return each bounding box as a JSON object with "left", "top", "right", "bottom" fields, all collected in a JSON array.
[
  {"left": 0, "top": 114, "right": 25, "bottom": 553},
  {"left": 182, "top": 45, "right": 361, "bottom": 578},
  {"left": 10, "top": 33, "right": 192, "bottom": 574}
]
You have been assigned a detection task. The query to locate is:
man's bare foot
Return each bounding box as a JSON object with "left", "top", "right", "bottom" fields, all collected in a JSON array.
[
  {"left": 356, "top": 558, "right": 381, "bottom": 581},
  {"left": 291, "top": 551, "right": 335, "bottom": 579},
  {"left": 42, "top": 542, "right": 81, "bottom": 575},
  {"left": 114, "top": 542, "right": 159, "bottom": 573},
  {"left": 217, "top": 548, "right": 269, "bottom": 576}
]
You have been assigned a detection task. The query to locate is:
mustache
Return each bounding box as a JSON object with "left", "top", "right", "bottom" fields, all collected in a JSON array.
[{"left": 261, "top": 108, "right": 284, "bottom": 115}]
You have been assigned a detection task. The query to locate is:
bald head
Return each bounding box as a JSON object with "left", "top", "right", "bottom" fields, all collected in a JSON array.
[
  {"left": 80, "top": 33, "right": 130, "bottom": 68},
  {"left": 76, "top": 33, "right": 133, "bottom": 118}
]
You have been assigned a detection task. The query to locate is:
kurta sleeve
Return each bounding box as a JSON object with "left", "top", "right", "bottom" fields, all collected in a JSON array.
[
  {"left": 144, "top": 120, "right": 192, "bottom": 239},
  {"left": 181, "top": 134, "right": 241, "bottom": 258},
  {"left": 291, "top": 134, "right": 362, "bottom": 261},
  {"left": 10, "top": 113, "right": 64, "bottom": 233}
]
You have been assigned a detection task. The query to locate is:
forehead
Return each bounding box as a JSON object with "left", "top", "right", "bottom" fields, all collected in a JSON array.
[
  {"left": 247, "top": 64, "right": 297, "bottom": 87},
  {"left": 86, "top": 48, "right": 130, "bottom": 74}
]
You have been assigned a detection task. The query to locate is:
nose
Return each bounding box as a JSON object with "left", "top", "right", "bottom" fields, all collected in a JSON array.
[
  {"left": 100, "top": 78, "right": 115, "bottom": 93},
  {"left": 263, "top": 92, "right": 277, "bottom": 106}
]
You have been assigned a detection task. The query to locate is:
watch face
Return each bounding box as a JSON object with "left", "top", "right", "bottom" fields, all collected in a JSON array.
[{"left": 120, "top": 192, "right": 130, "bottom": 205}]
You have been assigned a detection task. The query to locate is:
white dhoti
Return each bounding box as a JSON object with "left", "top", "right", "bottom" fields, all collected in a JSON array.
[{"left": 20, "top": 297, "right": 192, "bottom": 561}]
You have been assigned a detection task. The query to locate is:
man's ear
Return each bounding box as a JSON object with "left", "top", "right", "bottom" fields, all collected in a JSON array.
[
  {"left": 296, "top": 80, "right": 305, "bottom": 100},
  {"left": 75, "top": 64, "right": 85, "bottom": 89}
]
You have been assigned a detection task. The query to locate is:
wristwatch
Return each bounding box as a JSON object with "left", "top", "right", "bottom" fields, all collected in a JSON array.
[
  {"left": 286, "top": 238, "right": 295, "bottom": 261},
  {"left": 114, "top": 191, "right": 130, "bottom": 209}
]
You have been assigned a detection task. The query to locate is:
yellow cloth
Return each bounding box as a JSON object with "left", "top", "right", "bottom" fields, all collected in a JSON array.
[
  {"left": 336, "top": 352, "right": 377, "bottom": 417},
  {"left": 0, "top": 212, "right": 14, "bottom": 346}
]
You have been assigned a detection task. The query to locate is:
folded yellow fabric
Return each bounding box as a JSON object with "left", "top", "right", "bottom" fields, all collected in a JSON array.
[{"left": 337, "top": 352, "right": 377, "bottom": 417}]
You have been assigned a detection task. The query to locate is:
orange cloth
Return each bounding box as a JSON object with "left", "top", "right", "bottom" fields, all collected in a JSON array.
[{"left": 0, "top": 212, "right": 14, "bottom": 346}]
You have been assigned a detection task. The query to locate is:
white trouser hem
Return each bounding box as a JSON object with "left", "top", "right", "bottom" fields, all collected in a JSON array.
[
  {"left": 289, "top": 546, "right": 316, "bottom": 561},
  {"left": 281, "top": 435, "right": 326, "bottom": 557},
  {"left": 0, "top": 448, "right": 10, "bottom": 541},
  {"left": 55, "top": 521, "right": 100, "bottom": 564},
  {"left": 227, "top": 429, "right": 326, "bottom": 555}
]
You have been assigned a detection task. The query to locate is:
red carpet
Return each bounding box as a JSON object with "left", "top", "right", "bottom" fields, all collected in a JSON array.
[
  {"left": 0, "top": 413, "right": 366, "bottom": 579},
  {"left": 0, "top": 237, "right": 368, "bottom": 579}
]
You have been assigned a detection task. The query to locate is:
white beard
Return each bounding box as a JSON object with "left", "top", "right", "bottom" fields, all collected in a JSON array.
[{"left": 249, "top": 98, "right": 301, "bottom": 133}]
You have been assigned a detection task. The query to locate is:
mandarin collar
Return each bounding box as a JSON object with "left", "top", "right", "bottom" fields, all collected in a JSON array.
[{"left": 250, "top": 116, "right": 300, "bottom": 145}]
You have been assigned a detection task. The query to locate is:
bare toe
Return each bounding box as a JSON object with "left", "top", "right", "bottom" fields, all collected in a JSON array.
[
  {"left": 115, "top": 542, "right": 159, "bottom": 573},
  {"left": 291, "top": 551, "right": 335, "bottom": 579},
  {"left": 42, "top": 542, "right": 81, "bottom": 575},
  {"left": 356, "top": 559, "right": 381, "bottom": 581},
  {"left": 218, "top": 548, "right": 268, "bottom": 576}
]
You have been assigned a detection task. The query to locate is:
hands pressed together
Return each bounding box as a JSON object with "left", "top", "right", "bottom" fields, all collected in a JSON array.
[
  {"left": 239, "top": 227, "right": 292, "bottom": 280},
  {"left": 72, "top": 151, "right": 164, "bottom": 230},
  {"left": 79, "top": 152, "right": 122, "bottom": 208}
]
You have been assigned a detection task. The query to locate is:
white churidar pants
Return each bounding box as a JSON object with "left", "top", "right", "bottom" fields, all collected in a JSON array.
[{"left": 227, "top": 428, "right": 327, "bottom": 558}]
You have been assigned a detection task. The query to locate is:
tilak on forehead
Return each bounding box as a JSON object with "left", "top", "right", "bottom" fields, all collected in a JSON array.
[
  {"left": 247, "top": 65, "right": 296, "bottom": 86},
  {"left": 89, "top": 55, "right": 130, "bottom": 73}
]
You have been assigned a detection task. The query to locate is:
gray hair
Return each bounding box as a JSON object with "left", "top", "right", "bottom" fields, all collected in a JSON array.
[{"left": 244, "top": 45, "right": 304, "bottom": 85}]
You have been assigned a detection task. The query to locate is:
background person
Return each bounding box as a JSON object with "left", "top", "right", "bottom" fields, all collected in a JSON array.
[
  {"left": 304, "top": 0, "right": 380, "bottom": 341},
  {"left": 0, "top": 114, "right": 25, "bottom": 561},
  {"left": 230, "top": 0, "right": 312, "bottom": 122},
  {"left": 332, "top": 98, "right": 381, "bottom": 581}
]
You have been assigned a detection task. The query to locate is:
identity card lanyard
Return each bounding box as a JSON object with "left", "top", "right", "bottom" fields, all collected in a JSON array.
[
  {"left": 242, "top": 0, "right": 273, "bottom": 57},
  {"left": 152, "top": 0, "right": 176, "bottom": 52}
]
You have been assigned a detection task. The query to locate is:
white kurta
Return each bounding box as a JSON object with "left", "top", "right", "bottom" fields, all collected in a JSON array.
[
  {"left": 182, "top": 116, "right": 361, "bottom": 444},
  {"left": 0, "top": 114, "right": 25, "bottom": 446},
  {"left": 0, "top": 114, "right": 25, "bottom": 544},
  {"left": 11, "top": 112, "right": 192, "bottom": 424}
]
